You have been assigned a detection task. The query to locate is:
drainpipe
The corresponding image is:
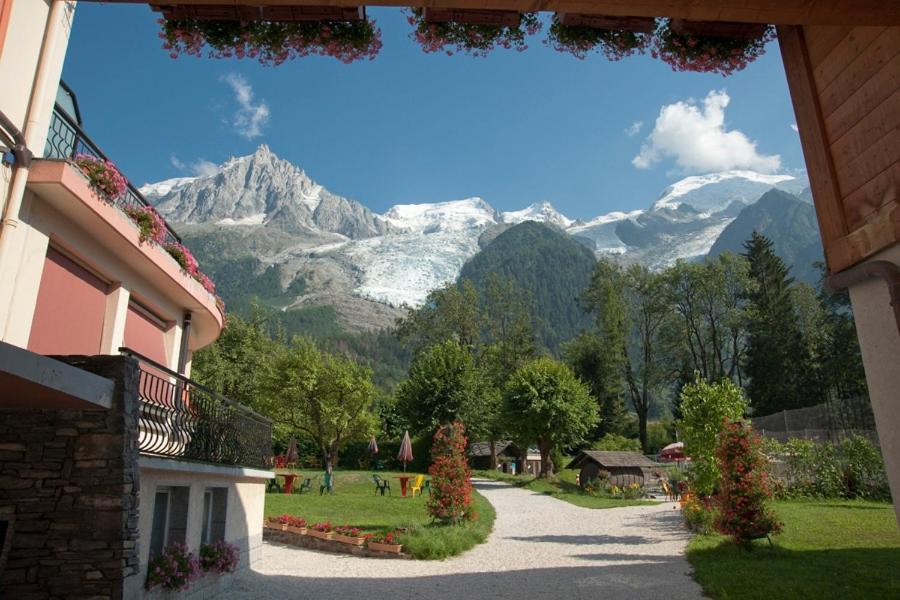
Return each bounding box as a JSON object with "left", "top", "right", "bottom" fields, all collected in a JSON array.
[
  {"left": 826, "top": 260, "right": 900, "bottom": 338},
  {"left": 176, "top": 312, "right": 192, "bottom": 375},
  {"left": 0, "top": 0, "right": 68, "bottom": 248}
]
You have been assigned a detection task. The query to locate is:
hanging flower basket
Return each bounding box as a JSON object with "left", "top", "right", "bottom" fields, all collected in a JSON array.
[
  {"left": 652, "top": 19, "right": 775, "bottom": 76},
  {"left": 406, "top": 8, "right": 541, "bottom": 57},
  {"left": 154, "top": 4, "right": 366, "bottom": 23},
  {"left": 159, "top": 9, "right": 382, "bottom": 65},
  {"left": 547, "top": 14, "right": 655, "bottom": 60}
]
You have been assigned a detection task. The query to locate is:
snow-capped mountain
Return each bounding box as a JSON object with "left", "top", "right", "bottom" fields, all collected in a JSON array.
[{"left": 142, "top": 145, "right": 809, "bottom": 329}]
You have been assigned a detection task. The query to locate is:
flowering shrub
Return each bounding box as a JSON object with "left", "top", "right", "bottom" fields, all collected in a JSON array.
[
  {"left": 124, "top": 205, "right": 167, "bottom": 245},
  {"left": 427, "top": 421, "right": 473, "bottom": 524},
  {"left": 406, "top": 9, "right": 540, "bottom": 57},
  {"left": 652, "top": 20, "right": 776, "bottom": 76},
  {"left": 160, "top": 18, "right": 382, "bottom": 65},
  {"left": 714, "top": 420, "right": 782, "bottom": 547},
  {"left": 75, "top": 154, "right": 127, "bottom": 202},
  {"left": 145, "top": 542, "right": 200, "bottom": 591},
  {"left": 199, "top": 540, "right": 240, "bottom": 574},
  {"left": 680, "top": 491, "right": 716, "bottom": 534},
  {"left": 546, "top": 17, "right": 652, "bottom": 60}
]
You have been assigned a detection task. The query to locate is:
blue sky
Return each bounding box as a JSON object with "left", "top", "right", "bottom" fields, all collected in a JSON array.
[{"left": 62, "top": 4, "right": 805, "bottom": 218}]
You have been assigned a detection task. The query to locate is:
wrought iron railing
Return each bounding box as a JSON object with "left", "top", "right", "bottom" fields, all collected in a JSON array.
[
  {"left": 44, "top": 104, "right": 181, "bottom": 246},
  {"left": 121, "top": 347, "right": 273, "bottom": 470}
]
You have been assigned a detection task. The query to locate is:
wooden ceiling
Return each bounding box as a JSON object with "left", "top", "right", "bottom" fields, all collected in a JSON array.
[{"left": 88, "top": 1, "right": 900, "bottom": 27}]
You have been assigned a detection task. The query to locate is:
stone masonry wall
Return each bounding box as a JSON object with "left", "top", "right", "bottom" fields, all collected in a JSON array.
[{"left": 0, "top": 355, "right": 141, "bottom": 599}]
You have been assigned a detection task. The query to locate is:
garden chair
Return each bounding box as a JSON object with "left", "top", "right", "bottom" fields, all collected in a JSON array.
[
  {"left": 320, "top": 472, "right": 335, "bottom": 495},
  {"left": 297, "top": 475, "right": 316, "bottom": 495},
  {"left": 423, "top": 479, "right": 431, "bottom": 495},
  {"left": 266, "top": 478, "right": 282, "bottom": 494},
  {"left": 372, "top": 474, "right": 391, "bottom": 496},
  {"left": 409, "top": 474, "right": 426, "bottom": 497}
]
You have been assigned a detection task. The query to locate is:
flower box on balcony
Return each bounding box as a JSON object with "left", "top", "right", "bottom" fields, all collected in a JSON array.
[
  {"left": 556, "top": 14, "right": 655, "bottom": 33},
  {"left": 306, "top": 529, "right": 334, "bottom": 541},
  {"left": 153, "top": 4, "right": 365, "bottom": 23},
  {"left": 333, "top": 534, "right": 367, "bottom": 546},
  {"left": 367, "top": 541, "right": 403, "bottom": 554},
  {"left": 669, "top": 19, "right": 768, "bottom": 40},
  {"left": 423, "top": 8, "right": 521, "bottom": 27}
]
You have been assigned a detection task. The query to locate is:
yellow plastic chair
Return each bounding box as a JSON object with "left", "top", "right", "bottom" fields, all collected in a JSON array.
[{"left": 409, "top": 474, "right": 426, "bottom": 497}]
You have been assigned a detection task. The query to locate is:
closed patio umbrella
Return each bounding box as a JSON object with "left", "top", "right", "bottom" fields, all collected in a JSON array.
[
  {"left": 368, "top": 436, "right": 379, "bottom": 455},
  {"left": 397, "top": 431, "right": 413, "bottom": 472},
  {"left": 285, "top": 437, "right": 298, "bottom": 466}
]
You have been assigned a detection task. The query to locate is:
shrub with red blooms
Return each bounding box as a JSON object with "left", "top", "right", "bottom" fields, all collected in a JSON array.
[
  {"left": 652, "top": 21, "right": 775, "bottom": 76},
  {"left": 75, "top": 154, "right": 127, "bottom": 202},
  {"left": 199, "top": 540, "right": 240, "bottom": 574},
  {"left": 714, "top": 419, "right": 783, "bottom": 547},
  {"left": 145, "top": 542, "right": 200, "bottom": 591},
  {"left": 406, "top": 9, "right": 541, "bottom": 57},
  {"left": 546, "top": 17, "right": 653, "bottom": 60},
  {"left": 427, "top": 421, "right": 473, "bottom": 524},
  {"left": 124, "top": 205, "right": 168, "bottom": 245},
  {"left": 160, "top": 18, "right": 382, "bottom": 65}
]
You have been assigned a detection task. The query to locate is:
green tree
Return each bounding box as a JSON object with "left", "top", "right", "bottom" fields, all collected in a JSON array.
[
  {"left": 563, "top": 331, "right": 628, "bottom": 436},
  {"left": 677, "top": 376, "right": 749, "bottom": 495},
  {"left": 395, "top": 340, "right": 491, "bottom": 439},
  {"left": 396, "top": 281, "right": 482, "bottom": 353},
  {"left": 743, "top": 232, "right": 816, "bottom": 414},
  {"left": 264, "top": 337, "right": 378, "bottom": 474},
  {"left": 503, "top": 358, "right": 598, "bottom": 478}
]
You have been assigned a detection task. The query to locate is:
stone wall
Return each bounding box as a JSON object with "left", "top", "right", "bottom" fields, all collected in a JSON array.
[{"left": 0, "top": 355, "right": 141, "bottom": 599}]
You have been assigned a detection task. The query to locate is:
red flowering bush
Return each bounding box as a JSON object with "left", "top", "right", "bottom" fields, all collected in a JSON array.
[
  {"left": 652, "top": 20, "right": 776, "bottom": 76},
  {"left": 160, "top": 18, "right": 382, "bottom": 65},
  {"left": 199, "top": 540, "right": 240, "bottom": 574},
  {"left": 124, "top": 205, "right": 167, "bottom": 245},
  {"left": 145, "top": 542, "right": 200, "bottom": 591},
  {"left": 546, "top": 17, "right": 652, "bottom": 60},
  {"left": 427, "top": 421, "right": 473, "bottom": 524},
  {"left": 714, "top": 419, "right": 783, "bottom": 547},
  {"left": 406, "top": 9, "right": 541, "bottom": 57},
  {"left": 75, "top": 154, "right": 127, "bottom": 202}
]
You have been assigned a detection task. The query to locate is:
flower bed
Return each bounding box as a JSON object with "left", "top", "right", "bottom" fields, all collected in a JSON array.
[
  {"left": 406, "top": 8, "right": 540, "bottom": 57},
  {"left": 262, "top": 514, "right": 408, "bottom": 558},
  {"left": 652, "top": 19, "right": 776, "bottom": 76},
  {"left": 160, "top": 16, "right": 382, "bottom": 65}
]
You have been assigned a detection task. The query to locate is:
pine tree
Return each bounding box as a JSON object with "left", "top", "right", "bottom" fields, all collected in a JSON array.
[
  {"left": 563, "top": 331, "right": 628, "bottom": 437},
  {"left": 743, "top": 232, "right": 816, "bottom": 414}
]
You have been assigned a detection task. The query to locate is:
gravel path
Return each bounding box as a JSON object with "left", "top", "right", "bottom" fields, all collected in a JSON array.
[{"left": 229, "top": 479, "right": 703, "bottom": 599}]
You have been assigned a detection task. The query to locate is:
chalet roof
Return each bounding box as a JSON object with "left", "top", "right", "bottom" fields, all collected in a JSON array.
[
  {"left": 469, "top": 441, "right": 519, "bottom": 458},
  {"left": 565, "top": 450, "right": 657, "bottom": 470}
]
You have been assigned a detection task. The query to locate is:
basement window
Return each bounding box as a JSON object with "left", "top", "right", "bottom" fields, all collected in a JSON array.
[
  {"left": 201, "top": 487, "right": 228, "bottom": 544},
  {"left": 148, "top": 486, "right": 189, "bottom": 558}
]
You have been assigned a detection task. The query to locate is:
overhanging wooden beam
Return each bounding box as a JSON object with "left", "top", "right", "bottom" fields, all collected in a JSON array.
[{"left": 84, "top": 1, "right": 900, "bottom": 27}]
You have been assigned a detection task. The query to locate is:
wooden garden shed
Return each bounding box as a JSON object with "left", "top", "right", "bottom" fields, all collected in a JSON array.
[
  {"left": 567, "top": 450, "right": 658, "bottom": 488},
  {"left": 468, "top": 441, "right": 523, "bottom": 470}
]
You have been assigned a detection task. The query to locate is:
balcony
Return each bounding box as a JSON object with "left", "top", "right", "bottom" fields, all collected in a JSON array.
[
  {"left": 122, "top": 348, "right": 273, "bottom": 470},
  {"left": 26, "top": 105, "right": 224, "bottom": 348}
]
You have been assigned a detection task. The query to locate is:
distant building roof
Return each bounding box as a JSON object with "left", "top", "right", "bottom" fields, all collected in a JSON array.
[
  {"left": 566, "top": 450, "right": 657, "bottom": 470},
  {"left": 469, "top": 441, "right": 520, "bottom": 458}
]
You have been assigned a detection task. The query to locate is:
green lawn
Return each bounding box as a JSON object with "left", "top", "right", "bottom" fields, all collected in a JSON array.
[
  {"left": 687, "top": 500, "right": 900, "bottom": 599},
  {"left": 473, "top": 468, "right": 658, "bottom": 509},
  {"left": 265, "top": 469, "right": 495, "bottom": 560}
]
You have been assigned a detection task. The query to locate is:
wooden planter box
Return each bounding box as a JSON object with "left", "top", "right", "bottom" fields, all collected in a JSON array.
[
  {"left": 306, "top": 529, "right": 334, "bottom": 541},
  {"left": 333, "top": 534, "right": 367, "bottom": 546},
  {"left": 153, "top": 4, "right": 365, "bottom": 23},
  {"left": 557, "top": 14, "right": 655, "bottom": 33},
  {"left": 669, "top": 19, "right": 768, "bottom": 39},
  {"left": 286, "top": 525, "right": 308, "bottom": 535},
  {"left": 423, "top": 8, "right": 520, "bottom": 27},
  {"left": 367, "top": 541, "right": 403, "bottom": 554}
]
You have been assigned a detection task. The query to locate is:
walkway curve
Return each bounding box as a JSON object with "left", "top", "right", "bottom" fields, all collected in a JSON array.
[{"left": 230, "top": 479, "right": 704, "bottom": 599}]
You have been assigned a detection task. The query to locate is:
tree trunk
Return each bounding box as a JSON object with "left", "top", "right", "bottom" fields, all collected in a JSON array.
[
  {"left": 638, "top": 410, "right": 648, "bottom": 454},
  {"left": 538, "top": 439, "right": 554, "bottom": 478},
  {"left": 489, "top": 435, "right": 498, "bottom": 470}
]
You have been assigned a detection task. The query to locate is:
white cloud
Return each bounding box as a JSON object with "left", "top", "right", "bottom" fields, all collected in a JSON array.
[
  {"left": 221, "top": 73, "right": 270, "bottom": 139},
  {"left": 625, "top": 121, "right": 643, "bottom": 137},
  {"left": 790, "top": 123, "right": 799, "bottom": 133},
  {"left": 170, "top": 155, "right": 220, "bottom": 176},
  {"left": 633, "top": 90, "right": 781, "bottom": 174}
]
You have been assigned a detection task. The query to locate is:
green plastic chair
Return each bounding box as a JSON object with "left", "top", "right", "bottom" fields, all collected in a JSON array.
[
  {"left": 320, "top": 472, "right": 335, "bottom": 495},
  {"left": 372, "top": 474, "right": 391, "bottom": 496},
  {"left": 297, "top": 475, "right": 316, "bottom": 495}
]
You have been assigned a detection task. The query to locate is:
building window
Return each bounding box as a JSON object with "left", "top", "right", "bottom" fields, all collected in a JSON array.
[
  {"left": 201, "top": 488, "right": 228, "bottom": 544},
  {"left": 148, "top": 486, "right": 189, "bottom": 558},
  {"left": 123, "top": 300, "right": 169, "bottom": 367}
]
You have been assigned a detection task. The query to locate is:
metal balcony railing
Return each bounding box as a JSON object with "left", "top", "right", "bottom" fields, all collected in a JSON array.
[
  {"left": 44, "top": 104, "right": 182, "bottom": 246},
  {"left": 121, "top": 348, "right": 273, "bottom": 470}
]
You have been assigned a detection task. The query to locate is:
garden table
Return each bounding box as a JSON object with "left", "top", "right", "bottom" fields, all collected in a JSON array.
[
  {"left": 395, "top": 475, "right": 412, "bottom": 497},
  {"left": 280, "top": 473, "right": 298, "bottom": 494}
]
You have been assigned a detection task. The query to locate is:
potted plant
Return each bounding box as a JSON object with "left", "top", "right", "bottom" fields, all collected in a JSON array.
[
  {"left": 123, "top": 205, "right": 167, "bottom": 245},
  {"left": 275, "top": 514, "right": 291, "bottom": 531},
  {"left": 285, "top": 516, "right": 308, "bottom": 535},
  {"left": 652, "top": 18, "right": 775, "bottom": 76},
  {"left": 74, "top": 154, "right": 127, "bottom": 203},
  {"left": 145, "top": 542, "right": 200, "bottom": 591},
  {"left": 307, "top": 521, "right": 334, "bottom": 540},
  {"left": 159, "top": 15, "right": 383, "bottom": 65},
  {"left": 406, "top": 8, "right": 541, "bottom": 57},
  {"left": 333, "top": 525, "right": 368, "bottom": 546},
  {"left": 546, "top": 14, "right": 654, "bottom": 60},
  {"left": 367, "top": 530, "right": 403, "bottom": 554},
  {"left": 199, "top": 540, "right": 240, "bottom": 574}
]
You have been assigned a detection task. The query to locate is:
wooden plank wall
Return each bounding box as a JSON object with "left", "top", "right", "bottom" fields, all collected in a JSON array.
[{"left": 783, "top": 25, "right": 900, "bottom": 273}]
